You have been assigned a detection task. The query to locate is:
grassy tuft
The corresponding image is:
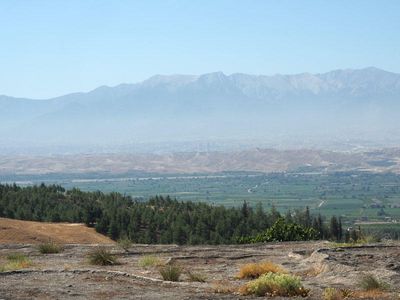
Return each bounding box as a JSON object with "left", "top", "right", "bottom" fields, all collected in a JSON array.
[
  {"left": 239, "top": 272, "right": 309, "bottom": 297},
  {"left": 237, "top": 261, "right": 286, "bottom": 279},
  {"left": 38, "top": 241, "right": 63, "bottom": 254},
  {"left": 87, "top": 247, "right": 118, "bottom": 266},
  {"left": 0, "top": 253, "right": 33, "bottom": 272},
  {"left": 358, "top": 274, "right": 390, "bottom": 291},
  {"left": 187, "top": 270, "right": 207, "bottom": 282},
  {"left": 323, "top": 287, "right": 344, "bottom": 300},
  {"left": 159, "top": 265, "right": 182, "bottom": 281},
  {"left": 138, "top": 255, "right": 164, "bottom": 268}
]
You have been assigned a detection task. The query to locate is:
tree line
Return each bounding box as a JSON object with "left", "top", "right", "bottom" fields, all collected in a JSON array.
[{"left": 0, "top": 183, "right": 355, "bottom": 244}]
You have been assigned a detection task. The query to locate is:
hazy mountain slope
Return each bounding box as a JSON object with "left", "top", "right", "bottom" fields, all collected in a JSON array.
[{"left": 1, "top": 67, "right": 399, "bottom": 148}]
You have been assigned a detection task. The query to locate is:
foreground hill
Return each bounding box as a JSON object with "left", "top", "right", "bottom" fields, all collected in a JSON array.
[
  {"left": 0, "top": 218, "right": 113, "bottom": 244},
  {"left": 0, "top": 241, "right": 398, "bottom": 299}
]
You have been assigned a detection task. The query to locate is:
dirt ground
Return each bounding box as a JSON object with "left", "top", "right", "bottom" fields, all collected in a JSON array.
[
  {"left": 0, "top": 218, "right": 114, "bottom": 244},
  {"left": 0, "top": 241, "right": 399, "bottom": 299}
]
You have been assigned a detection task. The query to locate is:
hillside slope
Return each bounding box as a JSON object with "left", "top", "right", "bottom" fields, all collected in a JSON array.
[{"left": 0, "top": 218, "right": 113, "bottom": 244}]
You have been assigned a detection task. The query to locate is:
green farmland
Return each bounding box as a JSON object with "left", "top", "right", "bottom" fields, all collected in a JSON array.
[{"left": 6, "top": 171, "right": 400, "bottom": 224}]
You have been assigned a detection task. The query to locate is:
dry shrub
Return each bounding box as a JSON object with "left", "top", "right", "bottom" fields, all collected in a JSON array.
[
  {"left": 323, "top": 288, "right": 354, "bottom": 300},
  {"left": 212, "top": 280, "right": 236, "bottom": 294},
  {"left": 358, "top": 274, "right": 390, "bottom": 291},
  {"left": 237, "top": 261, "right": 286, "bottom": 279},
  {"left": 38, "top": 241, "right": 63, "bottom": 254},
  {"left": 187, "top": 270, "right": 207, "bottom": 282},
  {"left": 351, "top": 290, "right": 392, "bottom": 299},
  {"left": 239, "top": 272, "right": 309, "bottom": 297},
  {"left": 87, "top": 247, "right": 118, "bottom": 266},
  {"left": 323, "top": 288, "right": 344, "bottom": 300}
]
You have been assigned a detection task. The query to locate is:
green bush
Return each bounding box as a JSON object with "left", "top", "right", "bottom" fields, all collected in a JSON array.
[
  {"left": 87, "top": 247, "right": 118, "bottom": 266},
  {"left": 38, "top": 241, "right": 63, "bottom": 254},
  {"left": 239, "top": 272, "right": 309, "bottom": 297},
  {"left": 240, "top": 218, "right": 318, "bottom": 243},
  {"left": 159, "top": 265, "right": 182, "bottom": 281}
]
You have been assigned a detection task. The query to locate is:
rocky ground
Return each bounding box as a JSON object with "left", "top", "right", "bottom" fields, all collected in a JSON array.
[{"left": 0, "top": 241, "right": 399, "bottom": 299}]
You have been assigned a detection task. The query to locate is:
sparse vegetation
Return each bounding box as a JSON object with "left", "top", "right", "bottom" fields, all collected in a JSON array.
[
  {"left": 159, "top": 265, "right": 182, "bottom": 281},
  {"left": 117, "top": 237, "right": 132, "bottom": 252},
  {"left": 0, "top": 253, "right": 32, "bottom": 272},
  {"left": 323, "top": 287, "right": 344, "bottom": 300},
  {"left": 212, "top": 280, "right": 236, "bottom": 294},
  {"left": 239, "top": 272, "right": 309, "bottom": 297},
  {"left": 358, "top": 273, "right": 390, "bottom": 291},
  {"left": 237, "top": 261, "right": 286, "bottom": 279},
  {"left": 38, "top": 241, "right": 63, "bottom": 254},
  {"left": 87, "top": 247, "right": 118, "bottom": 266},
  {"left": 187, "top": 270, "right": 207, "bottom": 282},
  {"left": 138, "top": 255, "right": 164, "bottom": 268}
]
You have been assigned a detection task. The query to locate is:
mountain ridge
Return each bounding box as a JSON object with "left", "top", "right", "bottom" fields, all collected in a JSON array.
[{"left": 1, "top": 67, "right": 399, "bottom": 150}]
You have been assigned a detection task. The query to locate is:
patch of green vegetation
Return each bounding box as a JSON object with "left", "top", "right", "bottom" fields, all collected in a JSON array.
[
  {"left": 240, "top": 218, "right": 318, "bottom": 243},
  {"left": 38, "top": 241, "right": 63, "bottom": 254},
  {"left": 239, "top": 272, "right": 309, "bottom": 297},
  {"left": 159, "top": 265, "right": 182, "bottom": 282},
  {"left": 138, "top": 255, "right": 164, "bottom": 268},
  {"left": 0, "top": 253, "right": 33, "bottom": 272}
]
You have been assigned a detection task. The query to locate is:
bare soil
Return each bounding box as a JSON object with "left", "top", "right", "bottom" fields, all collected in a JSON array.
[{"left": 0, "top": 241, "right": 399, "bottom": 299}]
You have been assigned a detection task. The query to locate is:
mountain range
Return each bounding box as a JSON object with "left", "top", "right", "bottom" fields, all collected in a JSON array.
[{"left": 1, "top": 67, "right": 400, "bottom": 152}]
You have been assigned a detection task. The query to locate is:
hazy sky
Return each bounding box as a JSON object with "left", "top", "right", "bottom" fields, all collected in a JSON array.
[{"left": 1, "top": 0, "right": 399, "bottom": 99}]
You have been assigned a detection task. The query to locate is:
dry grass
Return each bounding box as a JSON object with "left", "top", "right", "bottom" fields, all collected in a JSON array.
[
  {"left": 322, "top": 287, "right": 392, "bottom": 300},
  {"left": 237, "top": 261, "right": 286, "bottom": 279},
  {"left": 159, "top": 265, "right": 182, "bottom": 282},
  {"left": 301, "top": 264, "right": 325, "bottom": 277},
  {"left": 187, "top": 270, "right": 207, "bottom": 282},
  {"left": 87, "top": 247, "right": 118, "bottom": 266},
  {"left": 212, "top": 280, "right": 236, "bottom": 294},
  {"left": 358, "top": 274, "right": 390, "bottom": 291},
  {"left": 0, "top": 253, "right": 33, "bottom": 272},
  {"left": 323, "top": 288, "right": 345, "bottom": 300},
  {"left": 38, "top": 241, "right": 63, "bottom": 254},
  {"left": 138, "top": 255, "right": 164, "bottom": 268},
  {"left": 351, "top": 290, "right": 392, "bottom": 299}
]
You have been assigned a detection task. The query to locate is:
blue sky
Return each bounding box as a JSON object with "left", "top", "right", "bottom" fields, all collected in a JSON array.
[{"left": 1, "top": 0, "right": 399, "bottom": 98}]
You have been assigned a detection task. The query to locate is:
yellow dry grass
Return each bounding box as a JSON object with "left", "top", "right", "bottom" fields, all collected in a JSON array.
[{"left": 237, "top": 261, "right": 286, "bottom": 279}]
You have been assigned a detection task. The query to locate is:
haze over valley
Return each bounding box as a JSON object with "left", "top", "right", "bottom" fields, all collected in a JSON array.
[{"left": 1, "top": 67, "right": 400, "bottom": 154}]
